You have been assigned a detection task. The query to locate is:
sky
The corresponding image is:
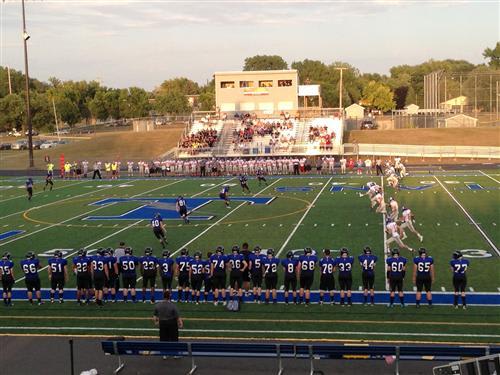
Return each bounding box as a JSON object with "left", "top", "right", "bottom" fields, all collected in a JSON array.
[{"left": 0, "top": 0, "right": 498, "bottom": 90}]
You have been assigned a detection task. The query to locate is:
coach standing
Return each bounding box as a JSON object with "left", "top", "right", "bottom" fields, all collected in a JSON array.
[{"left": 153, "top": 291, "right": 183, "bottom": 342}]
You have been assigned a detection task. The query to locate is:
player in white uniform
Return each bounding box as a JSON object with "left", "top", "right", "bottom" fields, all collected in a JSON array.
[
  {"left": 400, "top": 206, "right": 423, "bottom": 242},
  {"left": 385, "top": 218, "right": 413, "bottom": 253},
  {"left": 340, "top": 157, "right": 347, "bottom": 174},
  {"left": 374, "top": 191, "right": 386, "bottom": 214},
  {"left": 387, "top": 173, "right": 399, "bottom": 190},
  {"left": 360, "top": 182, "right": 381, "bottom": 209},
  {"left": 388, "top": 197, "right": 399, "bottom": 221},
  {"left": 127, "top": 161, "right": 134, "bottom": 177}
]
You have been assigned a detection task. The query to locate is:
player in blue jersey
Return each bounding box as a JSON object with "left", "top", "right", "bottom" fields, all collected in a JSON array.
[
  {"left": 44, "top": 169, "right": 54, "bottom": 191},
  {"left": 336, "top": 248, "right": 354, "bottom": 306},
  {"left": 119, "top": 247, "right": 139, "bottom": 303},
  {"left": 73, "top": 249, "right": 92, "bottom": 305},
  {"left": 210, "top": 246, "right": 228, "bottom": 305},
  {"left": 249, "top": 246, "right": 265, "bottom": 303},
  {"left": 239, "top": 174, "right": 250, "bottom": 194},
  {"left": 319, "top": 249, "right": 336, "bottom": 305},
  {"left": 26, "top": 177, "right": 34, "bottom": 201},
  {"left": 158, "top": 250, "right": 175, "bottom": 295},
  {"left": 358, "top": 246, "right": 378, "bottom": 306},
  {"left": 298, "top": 247, "right": 318, "bottom": 305},
  {"left": 386, "top": 248, "right": 407, "bottom": 307},
  {"left": 20, "top": 251, "right": 43, "bottom": 305},
  {"left": 103, "top": 248, "right": 119, "bottom": 303},
  {"left": 176, "top": 248, "right": 191, "bottom": 302},
  {"left": 189, "top": 252, "right": 205, "bottom": 304},
  {"left": 140, "top": 247, "right": 158, "bottom": 304},
  {"left": 450, "top": 251, "right": 469, "bottom": 309},
  {"left": 176, "top": 196, "right": 190, "bottom": 224},
  {"left": 281, "top": 251, "right": 299, "bottom": 304},
  {"left": 47, "top": 250, "right": 68, "bottom": 304},
  {"left": 203, "top": 251, "right": 213, "bottom": 303},
  {"left": 151, "top": 213, "right": 167, "bottom": 249},
  {"left": 413, "top": 247, "right": 434, "bottom": 308},
  {"left": 91, "top": 249, "right": 109, "bottom": 307},
  {"left": 228, "top": 245, "right": 248, "bottom": 303},
  {"left": 240, "top": 242, "right": 252, "bottom": 293},
  {"left": 256, "top": 168, "right": 268, "bottom": 187},
  {"left": 0, "top": 252, "right": 15, "bottom": 306},
  {"left": 262, "top": 249, "right": 280, "bottom": 304},
  {"left": 219, "top": 186, "right": 230, "bottom": 208}
]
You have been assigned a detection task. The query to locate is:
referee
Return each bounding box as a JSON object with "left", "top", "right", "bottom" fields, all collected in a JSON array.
[{"left": 153, "top": 291, "right": 183, "bottom": 342}]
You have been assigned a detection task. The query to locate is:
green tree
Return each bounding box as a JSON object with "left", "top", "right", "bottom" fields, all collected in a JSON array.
[
  {"left": 30, "top": 92, "right": 54, "bottom": 130},
  {"left": 243, "top": 55, "right": 288, "bottom": 71},
  {"left": 56, "top": 96, "right": 81, "bottom": 126},
  {"left": 361, "top": 81, "right": 395, "bottom": 112},
  {"left": 156, "top": 78, "right": 199, "bottom": 96},
  {"left": 104, "top": 89, "right": 121, "bottom": 119},
  {"left": 119, "top": 87, "right": 151, "bottom": 118},
  {"left": 483, "top": 43, "right": 500, "bottom": 69},
  {"left": 199, "top": 79, "right": 215, "bottom": 111},
  {"left": 0, "top": 94, "right": 25, "bottom": 131},
  {"left": 88, "top": 89, "right": 109, "bottom": 121},
  {"left": 154, "top": 91, "right": 189, "bottom": 114}
]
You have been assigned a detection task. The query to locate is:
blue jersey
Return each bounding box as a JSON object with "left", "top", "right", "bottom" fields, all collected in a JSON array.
[
  {"left": 73, "top": 256, "right": 91, "bottom": 276},
  {"left": 221, "top": 186, "right": 229, "bottom": 194},
  {"left": 319, "top": 257, "right": 336, "bottom": 276},
  {"left": 210, "top": 254, "right": 228, "bottom": 274},
  {"left": 239, "top": 175, "right": 248, "bottom": 184},
  {"left": 299, "top": 255, "right": 318, "bottom": 275},
  {"left": 104, "top": 256, "right": 117, "bottom": 276},
  {"left": 262, "top": 257, "right": 280, "bottom": 276},
  {"left": 450, "top": 259, "right": 469, "bottom": 276},
  {"left": 386, "top": 256, "right": 407, "bottom": 278},
  {"left": 202, "top": 260, "right": 211, "bottom": 280},
  {"left": 281, "top": 258, "right": 298, "bottom": 277},
  {"left": 91, "top": 255, "right": 107, "bottom": 277},
  {"left": 249, "top": 253, "right": 266, "bottom": 275},
  {"left": 26, "top": 179, "right": 33, "bottom": 188},
  {"left": 413, "top": 256, "right": 434, "bottom": 277},
  {"left": 228, "top": 254, "right": 245, "bottom": 273},
  {"left": 176, "top": 256, "right": 191, "bottom": 275},
  {"left": 140, "top": 255, "right": 158, "bottom": 276},
  {"left": 20, "top": 258, "right": 40, "bottom": 280},
  {"left": 119, "top": 255, "right": 139, "bottom": 276},
  {"left": 151, "top": 215, "right": 163, "bottom": 229},
  {"left": 157, "top": 257, "right": 174, "bottom": 277},
  {"left": 0, "top": 260, "right": 14, "bottom": 277},
  {"left": 190, "top": 259, "right": 204, "bottom": 276},
  {"left": 48, "top": 257, "right": 67, "bottom": 277},
  {"left": 176, "top": 198, "right": 187, "bottom": 207},
  {"left": 358, "top": 254, "right": 378, "bottom": 276},
  {"left": 336, "top": 256, "right": 354, "bottom": 277}
]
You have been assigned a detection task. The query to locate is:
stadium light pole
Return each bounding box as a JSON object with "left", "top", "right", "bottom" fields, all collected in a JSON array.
[
  {"left": 335, "top": 67, "right": 348, "bottom": 116},
  {"left": 21, "top": 0, "right": 34, "bottom": 168}
]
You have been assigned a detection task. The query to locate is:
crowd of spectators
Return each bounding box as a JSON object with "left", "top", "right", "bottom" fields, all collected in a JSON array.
[
  {"left": 308, "top": 124, "right": 336, "bottom": 150},
  {"left": 180, "top": 128, "right": 218, "bottom": 150}
]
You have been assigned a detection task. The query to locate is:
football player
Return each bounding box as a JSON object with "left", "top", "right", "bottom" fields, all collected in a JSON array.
[
  {"left": 388, "top": 197, "right": 399, "bottom": 221},
  {"left": 249, "top": 246, "right": 265, "bottom": 303},
  {"left": 0, "top": 252, "right": 15, "bottom": 306},
  {"left": 240, "top": 243, "right": 252, "bottom": 294},
  {"left": 256, "top": 168, "right": 268, "bottom": 186},
  {"left": 385, "top": 218, "right": 413, "bottom": 253},
  {"left": 157, "top": 250, "right": 175, "bottom": 295},
  {"left": 176, "top": 196, "right": 190, "bottom": 224},
  {"left": 298, "top": 247, "right": 318, "bottom": 306},
  {"left": 189, "top": 252, "right": 204, "bottom": 305},
  {"left": 386, "top": 248, "right": 407, "bottom": 307},
  {"left": 219, "top": 186, "right": 231, "bottom": 208},
  {"left": 228, "top": 246, "right": 248, "bottom": 303},
  {"left": 203, "top": 251, "right": 213, "bottom": 303},
  {"left": 400, "top": 206, "right": 423, "bottom": 242},
  {"left": 262, "top": 249, "right": 280, "bottom": 304},
  {"left": 210, "top": 246, "right": 228, "bottom": 306},
  {"left": 387, "top": 173, "right": 399, "bottom": 191},
  {"left": 175, "top": 248, "right": 191, "bottom": 303},
  {"left": 281, "top": 251, "right": 298, "bottom": 304},
  {"left": 151, "top": 213, "right": 167, "bottom": 249},
  {"left": 47, "top": 250, "right": 68, "bottom": 304},
  {"left": 319, "top": 249, "right": 336, "bottom": 305},
  {"left": 44, "top": 167, "right": 54, "bottom": 191},
  {"left": 450, "top": 251, "right": 469, "bottom": 309},
  {"left": 25, "top": 177, "right": 34, "bottom": 201},
  {"left": 358, "top": 246, "right": 378, "bottom": 306},
  {"left": 91, "top": 248, "right": 109, "bottom": 307},
  {"left": 103, "top": 248, "right": 119, "bottom": 303},
  {"left": 374, "top": 190, "right": 387, "bottom": 214},
  {"left": 239, "top": 174, "right": 250, "bottom": 194},
  {"left": 336, "top": 248, "right": 354, "bottom": 306},
  {"left": 20, "top": 251, "right": 43, "bottom": 305},
  {"left": 140, "top": 247, "right": 158, "bottom": 304},
  {"left": 413, "top": 248, "right": 434, "bottom": 308},
  {"left": 73, "top": 249, "right": 92, "bottom": 305},
  {"left": 118, "top": 247, "right": 139, "bottom": 303}
]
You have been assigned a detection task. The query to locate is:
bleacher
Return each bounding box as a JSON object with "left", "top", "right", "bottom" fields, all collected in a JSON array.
[{"left": 176, "top": 117, "right": 224, "bottom": 157}]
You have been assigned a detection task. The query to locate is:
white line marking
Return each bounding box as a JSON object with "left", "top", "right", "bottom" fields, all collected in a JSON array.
[
  {"left": 0, "top": 180, "right": 88, "bottom": 204},
  {"left": 277, "top": 177, "right": 332, "bottom": 257},
  {"left": 381, "top": 175, "right": 389, "bottom": 291},
  {"left": 441, "top": 287, "right": 446, "bottom": 292},
  {"left": 479, "top": 170, "right": 500, "bottom": 184},
  {"left": 434, "top": 176, "right": 499, "bottom": 256},
  {"left": 469, "top": 287, "right": 475, "bottom": 292}
]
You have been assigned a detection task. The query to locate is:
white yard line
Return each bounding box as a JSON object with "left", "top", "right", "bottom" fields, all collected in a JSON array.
[
  {"left": 434, "top": 176, "right": 499, "bottom": 256},
  {"left": 172, "top": 178, "right": 282, "bottom": 257},
  {"left": 276, "top": 177, "right": 332, "bottom": 257},
  {"left": 381, "top": 175, "right": 389, "bottom": 290},
  {"left": 0, "top": 180, "right": 89, "bottom": 204},
  {"left": 479, "top": 170, "right": 500, "bottom": 184}
]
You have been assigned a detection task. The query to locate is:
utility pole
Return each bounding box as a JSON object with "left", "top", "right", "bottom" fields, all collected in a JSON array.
[
  {"left": 7, "top": 66, "right": 12, "bottom": 95},
  {"left": 21, "top": 0, "right": 34, "bottom": 168},
  {"left": 335, "top": 67, "right": 348, "bottom": 116},
  {"left": 52, "top": 97, "right": 61, "bottom": 142}
]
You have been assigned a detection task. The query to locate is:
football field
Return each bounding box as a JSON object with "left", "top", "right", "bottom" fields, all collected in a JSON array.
[{"left": 0, "top": 170, "right": 499, "bottom": 344}]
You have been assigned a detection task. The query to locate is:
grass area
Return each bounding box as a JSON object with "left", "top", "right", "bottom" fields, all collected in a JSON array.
[
  {"left": 0, "top": 126, "right": 184, "bottom": 170},
  {"left": 0, "top": 172, "right": 499, "bottom": 343},
  {"left": 345, "top": 128, "right": 500, "bottom": 146}
]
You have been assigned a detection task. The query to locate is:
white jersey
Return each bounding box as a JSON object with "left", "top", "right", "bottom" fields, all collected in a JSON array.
[
  {"left": 402, "top": 208, "right": 412, "bottom": 222},
  {"left": 386, "top": 221, "right": 398, "bottom": 235}
]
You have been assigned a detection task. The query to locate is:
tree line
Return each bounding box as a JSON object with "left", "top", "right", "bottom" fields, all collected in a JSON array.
[{"left": 0, "top": 42, "right": 497, "bottom": 132}]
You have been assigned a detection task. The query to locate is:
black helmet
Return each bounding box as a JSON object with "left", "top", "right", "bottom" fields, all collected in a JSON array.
[
  {"left": 452, "top": 251, "right": 462, "bottom": 259},
  {"left": 2, "top": 251, "right": 11, "bottom": 260},
  {"left": 304, "top": 247, "right": 312, "bottom": 255},
  {"left": 26, "top": 251, "right": 35, "bottom": 259},
  {"left": 105, "top": 247, "right": 113, "bottom": 256},
  {"left": 340, "top": 247, "right": 349, "bottom": 256},
  {"left": 363, "top": 246, "right": 372, "bottom": 254},
  {"left": 162, "top": 250, "right": 171, "bottom": 258},
  {"left": 267, "top": 248, "right": 274, "bottom": 256},
  {"left": 207, "top": 251, "right": 213, "bottom": 258},
  {"left": 77, "top": 249, "right": 86, "bottom": 257},
  {"left": 96, "top": 248, "right": 105, "bottom": 256},
  {"left": 418, "top": 247, "right": 427, "bottom": 256},
  {"left": 144, "top": 247, "right": 153, "bottom": 256},
  {"left": 323, "top": 248, "right": 331, "bottom": 256},
  {"left": 180, "top": 248, "right": 188, "bottom": 256},
  {"left": 194, "top": 251, "right": 202, "bottom": 259},
  {"left": 125, "top": 247, "right": 132, "bottom": 255},
  {"left": 391, "top": 248, "right": 400, "bottom": 256},
  {"left": 286, "top": 251, "right": 293, "bottom": 258},
  {"left": 216, "top": 246, "right": 224, "bottom": 254},
  {"left": 254, "top": 246, "right": 261, "bottom": 253},
  {"left": 232, "top": 245, "right": 240, "bottom": 253}
]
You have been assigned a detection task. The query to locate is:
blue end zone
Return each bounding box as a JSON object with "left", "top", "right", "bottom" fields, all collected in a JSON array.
[
  {"left": 275, "top": 187, "right": 313, "bottom": 192},
  {"left": 85, "top": 197, "right": 275, "bottom": 221},
  {"left": 0, "top": 230, "right": 25, "bottom": 241}
]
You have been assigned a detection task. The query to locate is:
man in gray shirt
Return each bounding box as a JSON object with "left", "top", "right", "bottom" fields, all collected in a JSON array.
[
  {"left": 114, "top": 242, "right": 126, "bottom": 262},
  {"left": 153, "top": 291, "right": 183, "bottom": 342}
]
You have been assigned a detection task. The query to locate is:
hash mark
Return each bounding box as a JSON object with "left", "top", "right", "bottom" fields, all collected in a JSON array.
[{"left": 469, "top": 287, "right": 475, "bottom": 292}]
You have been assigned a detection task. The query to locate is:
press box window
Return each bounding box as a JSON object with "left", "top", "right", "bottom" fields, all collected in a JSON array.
[
  {"left": 278, "top": 80, "right": 292, "bottom": 87},
  {"left": 239, "top": 81, "right": 254, "bottom": 88},
  {"left": 259, "top": 80, "right": 273, "bottom": 88},
  {"left": 220, "top": 81, "right": 235, "bottom": 88}
]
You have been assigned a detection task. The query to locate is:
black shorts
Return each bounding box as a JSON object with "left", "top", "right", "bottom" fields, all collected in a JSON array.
[
  {"left": 320, "top": 275, "right": 335, "bottom": 291},
  {"left": 50, "top": 276, "right": 65, "bottom": 290},
  {"left": 230, "top": 273, "right": 243, "bottom": 289},
  {"left": 258, "top": 176, "right": 266, "bottom": 181},
  {"left": 179, "top": 206, "right": 187, "bottom": 216},
  {"left": 251, "top": 273, "right": 263, "bottom": 288},
  {"left": 300, "top": 274, "right": 314, "bottom": 290},
  {"left": 389, "top": 277, "right": 403, "bottom": 292},
  {"left": 2, "top": 276, "right": 14, "bottom": 291},
  {"left": 284, "top": 275, "right": 297, "bottom": 292},
  {"left": 219, "top": 193, "right": 227, "bottom": 200},
  {"left": 93, "top": 275, "right": 105, "bottom": 291},
  {"left": 242, "top": 270, "right": 251, "bottom": 282},
  {"left": 25, "top": 278, "right": 41, "bottom": 292},
  {"left": 416, "top": 276, "right": 432, "bottom": 292},
  {"left": 27, "top": 187, "right": 33, "bottom": 195},
  {"left": 153, "top": 228, "right": 165, "bottom": 239},
  {"left": 122, "top": 275, "right": 137, "bottom": 289},
  {"left": 453, "top": 276, "right": 467, "bottom": 293},
  {"left": 142, "top": 275, "right": 156, "bottom": 288},
  {"left": 105, "top": 274, "right": 119, "bottom": 289},
  {"left": 191, "top": 276, "right": 203, "bottom": 291},
  {"left": 241, "top": 183, "right": 249, "bottom": 190},
  {"left": 362, "top": 273, "right": 375, "bottom": 290},
  {"left": 178, "top": 273, "right": 190, "bottom": 288},
  {"left": 212, "top": 273, "right": 226, "bottom": 289},
  {"left": 204, "top": 277, "right": 213, "bottom": 292},
  {"left": 338, "top": 275, "right": 352, "bottom": 291},
  {"left": 76, "top": 275, "right": 91, "bottom": 290},
  {"left": 161, "top": 276, "right": 173, "bottom": 290},
  {"left": 265, "top": 275, "right": 278, "bottom": 290}
]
